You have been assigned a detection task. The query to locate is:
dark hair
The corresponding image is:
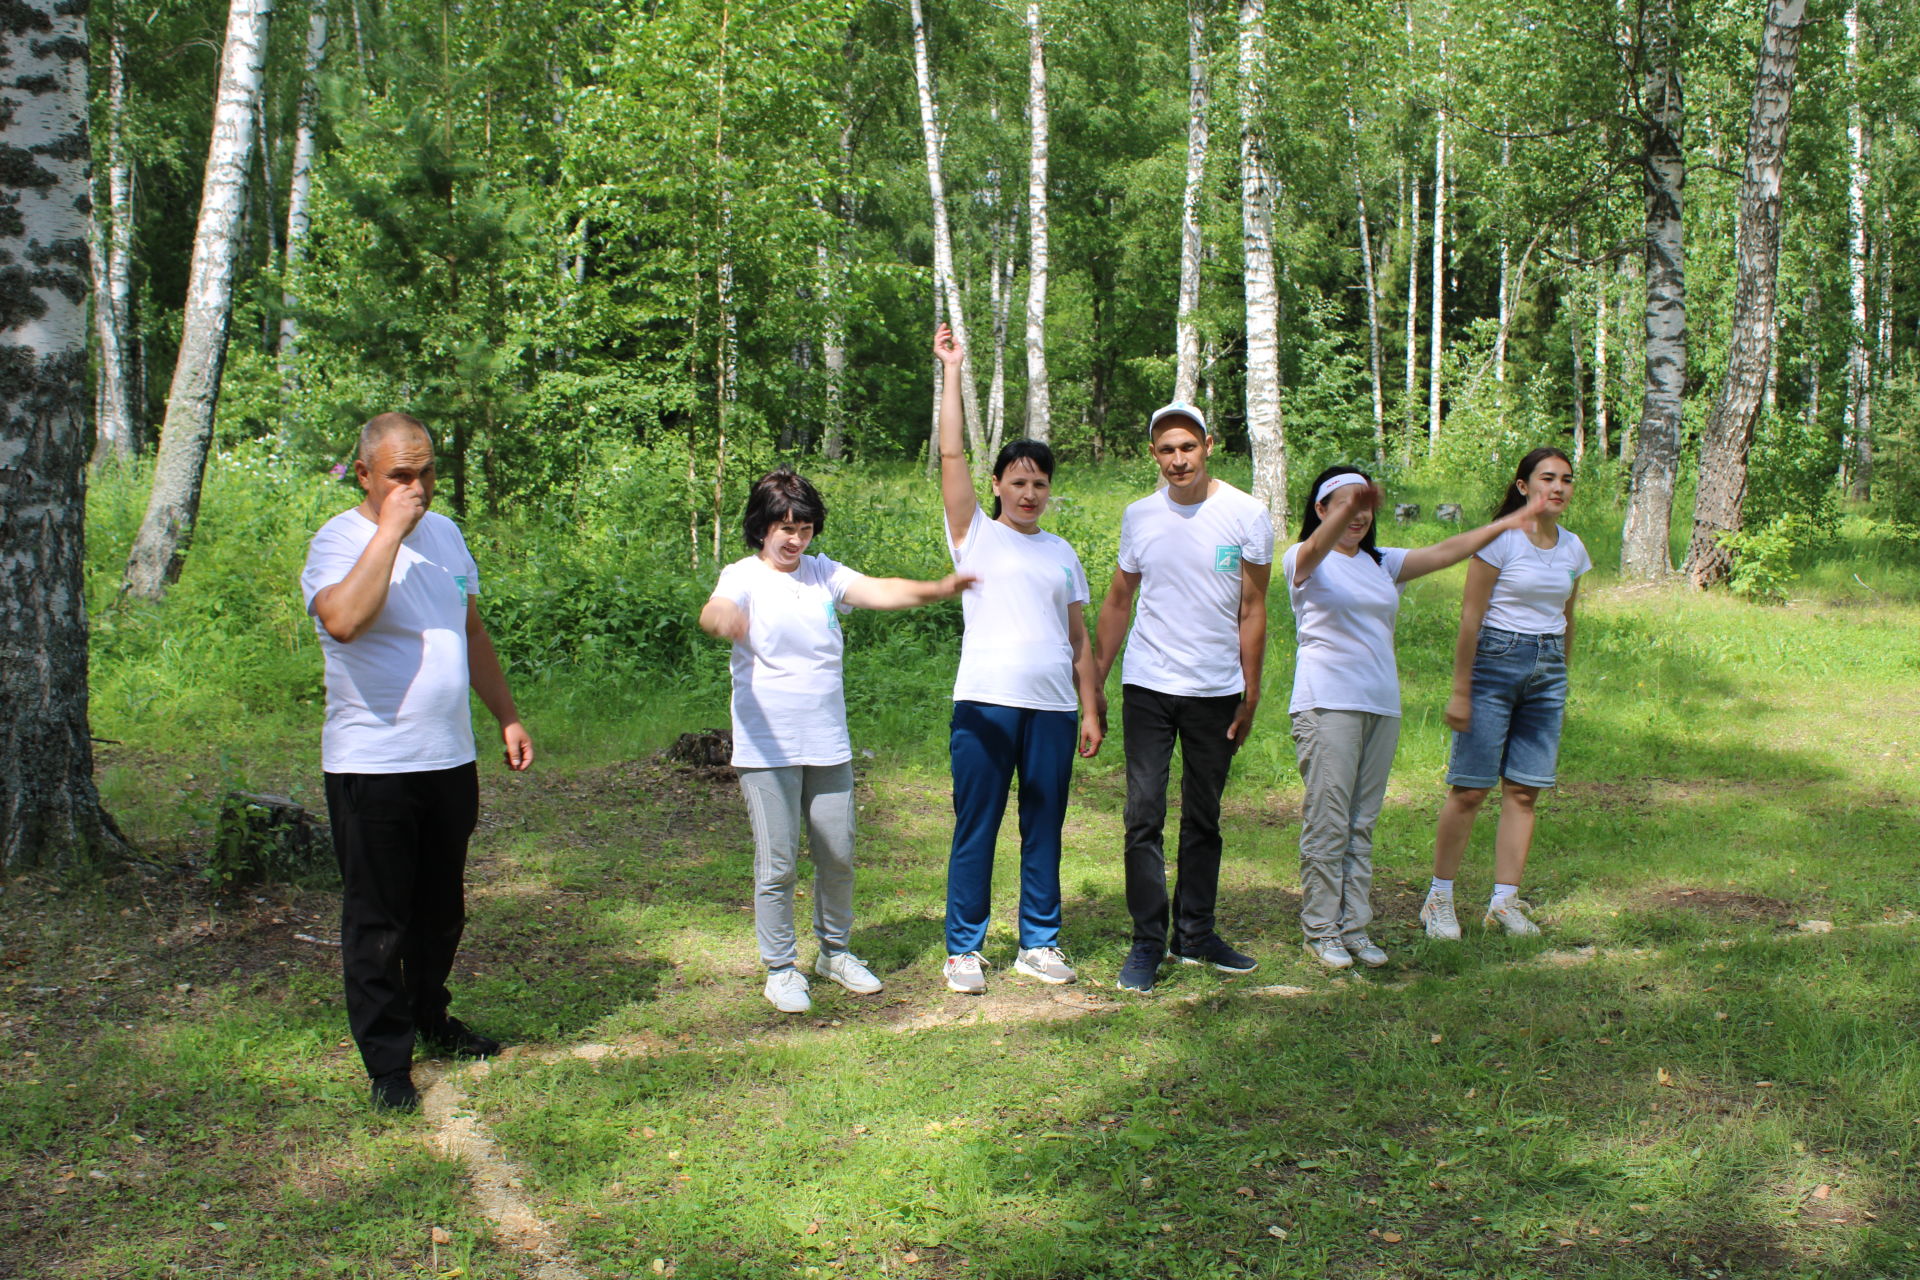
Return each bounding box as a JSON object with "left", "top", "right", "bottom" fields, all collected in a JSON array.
[
  {"left": 1298, "top": 465, "right": 1382, "bottom": 565},
  {"left": 742, "top": 467, "right": 828, "bottom": 550},
  {"left": 1492, "top": 448, "right": 1573, "bottom": 519},
  {"left": 989, "top": 439, "right": 1056, "bottom": 518}
]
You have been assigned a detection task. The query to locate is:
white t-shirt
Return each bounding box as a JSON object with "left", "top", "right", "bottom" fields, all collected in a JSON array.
[
  {"left": 301, "top": 510, "right": 480, "bottom": 775},
  {"left": 1476, "top": 527, "right": 1592, "bottom": 635},
  {"left": 949, "top": 507, "right": 1089, "bottom": 712},
  {"left": 710, "top": 553, "right": 865, "bottom": 769},
  {"left": 1116, "top": 482, "right": 1275, "bottom": 698},
  {"left": 1282, "top": 543, "right": 1412, "bottom": 717}
]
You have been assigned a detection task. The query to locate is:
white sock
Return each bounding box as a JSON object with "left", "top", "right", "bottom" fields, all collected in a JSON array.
[
  {"left": 1428, "top": 877, "right": 1454, "bottom": 898},
  {"left": 1489, "top": 883, "right": 1520, "bottom": 908}
]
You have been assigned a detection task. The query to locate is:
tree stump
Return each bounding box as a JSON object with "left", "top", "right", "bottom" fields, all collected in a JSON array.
[
  {"left": 210, "top": 792, "right": 332, "bottom": 889},
  {"left": 1435, "top": 503, "right": 1462, "bottom": 523},
  {"left": 667, "top": 730, "right": 734, "bottom": 769},
  {"left": 1394, "top": 503, "right": 1421, "bottom": 523}
]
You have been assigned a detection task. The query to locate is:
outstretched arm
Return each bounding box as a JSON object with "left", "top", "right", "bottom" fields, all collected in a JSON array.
[
  {"left": 1442, "top": 558, "right": 1499, "bottom": 733},
  {"left": 841, "top": 572, "right": 976, "bottom": 611},
  {"left": 933, "top": 326, "right": 977, "bottom": 546},
  {"left": 1397, "top": 491, "right": 1549, "bottom": 582}
]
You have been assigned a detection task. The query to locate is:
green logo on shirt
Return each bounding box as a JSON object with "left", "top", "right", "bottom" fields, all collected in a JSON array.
[
  {"left": 824, "top": 600, "right": 840, "bottom": 631},
  {"left": 454, "top": 573, "right": 470, "bottom": 596},
  {"left": 1214, "top": 546, "right": 1242, "bottom": 573}
]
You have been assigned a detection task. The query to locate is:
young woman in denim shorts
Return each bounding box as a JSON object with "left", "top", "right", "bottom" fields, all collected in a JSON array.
[
  {"left": 1283, "top": 467, "right": 1548, "bottom": 970},
  {"left": 1421, "top": 448, "right": 1590, "bottom": 940}
]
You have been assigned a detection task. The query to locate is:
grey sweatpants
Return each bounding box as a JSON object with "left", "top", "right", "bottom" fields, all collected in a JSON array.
[
  {"left": 1290, "top": 709, "right": 1401, "bottom": 944},
  {"left": 738, "top": 762, "right": 857, "bottom": 969}
]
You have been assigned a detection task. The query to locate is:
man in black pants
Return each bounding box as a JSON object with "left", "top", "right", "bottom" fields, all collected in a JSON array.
[
  {"left": 1093, "top": 403, "right": 1273, "bottom": 993},
  {"left": 301, "top": 413, "right": 534, "bottom": 1110}
]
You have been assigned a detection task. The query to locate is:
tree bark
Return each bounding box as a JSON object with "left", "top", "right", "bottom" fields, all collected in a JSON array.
[
  {"left": 122, "top": 0, "right": 275, "bottom": 600},
  {"left": 1238, "top": 0, "right": 1286, "bottom": 520},
  {"left": 1594, "top": 254, "right": 1610, "bottom": 456},
  {"left": 1, "top": 0, "right": 131, "bottom": 870},
  {"left": 1841, "top": 0, "right": 1871, "bottom": 500},
  {"left": 1620, "top": 0, "right": 1685, "bottom": 579},
  {"left": 278, "top": 0, "right": 327, "bottom": 380},
  {"left": 1494, "top": 134, "right": 1510, "bottom": 394},
  {"left": 1024, "top": 0, "right": 1051, "bottom": 442},
  {"left": 1403, "top": 166, "right": 1420, "bottom": 464},
  {"left": 1684, "top": 0, "right": 1806, "bottom": 588},
  {"left": 1570, "top": 245, "right": 1586, "bottom": 463},
  {"left": 1345, "top": 87, "right": 1385, "bottom": 462},
  {"left": 909, "top": 0, "right": 986, "bottom": 464},
  {"left": 89, "top": 19, "right": 139, "bottom": 464},
  {"left": 1175, "top": 0, "right": 1210, "bottom": 406},
  {"left": 820, "top": 78, "right": 854, "bottom": 462},
  {"left": 1426, "top": 54, "right": 1447, "bottom": 456}
]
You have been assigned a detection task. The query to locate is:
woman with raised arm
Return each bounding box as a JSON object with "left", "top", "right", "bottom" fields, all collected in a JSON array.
[
  {"left": 1284, "top": 466, "right": 1547, "bottom": 970},
  {"left": 700, "top": 468, "right": 973, "bottom": 1015},
  {"left": 1422, "top": 448, "right": 1589, "bottom": 940},
  {"left": 932, "top": 325, "right": 1103, "bottom": 996}
]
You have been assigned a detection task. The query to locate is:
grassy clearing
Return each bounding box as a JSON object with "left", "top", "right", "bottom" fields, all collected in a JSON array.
[{"left": 4, "top": 459, "right": 1918, "bottom": 1277}]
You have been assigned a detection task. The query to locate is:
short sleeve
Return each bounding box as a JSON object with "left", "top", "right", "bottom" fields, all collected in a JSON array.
[
  {"left": 448, "top": 523, "right": 481, "bottom": 597},
  {"left": 949, "top": 505, "right": 988, "bottom": 566},
  {"left": 712, "top": 560, "right": 754, "bottom": 608},
  {"left": 301, "top": 523, "right": 361, "bottom": 613},
  {"left": 1377, "top": 546, "right": 1410, "bottom": 590},
  {"left": 1474, "top": 529, "right": 1517, "bottom": 572},
  {"left": 1572, "top": 536, "right": 1594, "bottom": 579},
  {"left": 1242, "top": 508, "right": 1275, "bottom": 566},
  {"left": 1116, "top": 509, "right": 1140, "bottom": 574},
  {"left": 1280, "top": 543, "right": 1301, "bottom": 584},
  {"left": 1068, "top": 548, "right": 1091, "bottom": 605},
  {"left": 820, "top": 555, "right": 863, "bottom": 612}
]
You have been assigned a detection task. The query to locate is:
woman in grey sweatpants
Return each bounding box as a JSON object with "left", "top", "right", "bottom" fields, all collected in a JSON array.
[
  {"left": 699, "top": 469, "right": 973, "bottom": 1014},
  {"left": 1282, "top": 467, "right": 1546, "bottom": 971}
]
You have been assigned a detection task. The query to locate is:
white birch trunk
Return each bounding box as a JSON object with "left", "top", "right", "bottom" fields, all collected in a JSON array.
[
  {"left": 1620, "top": 0, "right": 1686, "bottom": 579},
  {"left": 1238, "top": 0, "right": 1286, "bottom": 520},
  {"left": 1024, "top": 0, "right": 1052, "bottom": 442},
  {"left": 820, "top": 96, "right": 853, "bottom": 462},
  {"left": 90, "top": 23, "right": 139, "bottom": 464},
  {"left": 1570, "top": 247, "right": 1586, "bottom": 463},
  {"left": 1346, "top": 90, "right": 1385, "bottom": 462},
  {"left": 1494, "top": 135, "right": 1510, "bottom": 391},
  {"left": 1594, "top": 256, "right": 1610, "bottom": 455},
  {"left": 1684, "top": 0, "right": 1807, "bottom": 588},
  {"left": 1, "top": 0, "right": 130, "bottom": 868},
  {"left": 1403, "top": 167, "right": 1420, "bottom": 463},
  {"left": 278, "top": 0, "right": 327, "bottom": 378},
  {"left": 1842, "top": 0, "right": 1872, "bottom": 500},
  {"left": 1174, "top": 0, "right": 1210, "bottom": 406},
  {"left": 1427, "top": 61, "right": 1448, "bottom": 456},
  {"left": 124, "top": 0, "right": 275, "bottom": 601}
]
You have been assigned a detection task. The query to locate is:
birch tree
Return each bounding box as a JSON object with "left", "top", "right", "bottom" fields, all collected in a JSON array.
[
  {"left": 89, "top": 18, "right": 139, "bottom": 464},
  {"left": 1593, "top": 255, "right": 1609, "bottom": 455},
  {"left": 123, "top": 0, "right": 274, "bottom": 600},
  {"left": 1426, "top": 48, "right": 1447, "bottom": 455},
  {"left": 277, "top": 0, "right": 327, "bottom": 379},
  {"left": 1238, "top": 0, "right": 1286, "bottom": 519},
  {"left": 1841, "top": 0, "right": 1871, "bottom": 500},
  {"left": 1174, "top": 0, "right": 1210, "bottom": 406},
  {"left": 1, "top": 0, "right": 130, "bottom": 869},
  {"left": 1024, "top": 0, "right": 1051, "bottom": 442},
  {"left": 1683, "top": 0, "right": 1806, "bottom": 589},
  {"left": 1403, "top": 167, "right": 1420, "bottom": 460},
  {"left": 1345, "top": 87, "right": 1385, "bottom": 462},
  {"left": 1620, "top": 0, "right": 1686, "bottom": 579}
]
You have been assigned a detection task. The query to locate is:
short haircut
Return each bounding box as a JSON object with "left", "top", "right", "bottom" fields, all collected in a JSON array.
[
  {"left": 742, "top": 467, "right": 828, "bottom": 550},
  {"left": 358, "top": 412, "right": 434, "bottom": 464},
  {"left": 991, "top": 439, "right": 1056, "bottom": 518}
]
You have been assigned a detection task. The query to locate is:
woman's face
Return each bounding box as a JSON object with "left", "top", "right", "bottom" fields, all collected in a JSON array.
[
  {"left": 759, "top": 518, "right": 816, "bottom": 571},
  {"left": 1316, "top": 493, "right": 1374, "bottom": 552},
  {"left": 993, "top": 457, "right": 1052, "bottom": 528},
  {"left": 1518, "top": 456, "right": 1575, "bottom": 516}
]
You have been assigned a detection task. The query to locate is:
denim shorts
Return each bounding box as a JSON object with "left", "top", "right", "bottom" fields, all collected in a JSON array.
[{"left": 1445, "top": 627, "right": 1569, "bottom": 789}]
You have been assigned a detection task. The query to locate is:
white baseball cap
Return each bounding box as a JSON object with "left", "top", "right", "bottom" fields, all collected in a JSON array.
[{"left": 1148, "top": 401, "right": 1208, "bottom": 436}]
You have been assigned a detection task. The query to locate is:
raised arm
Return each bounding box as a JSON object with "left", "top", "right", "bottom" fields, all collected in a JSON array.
[
  {"left": 1290, "top": 482, "right": 1377, "bottom": 587},
  {"left": 1442, "top": 557, "right": 1499, "bottom": 733},
  {"left": 841, "top": 572, "right": 975, "bottom": 611},
  {"left": 1226, "top": 561, "right": 1270, "bottom": 746},
  {"left": 933, "top": 325, "right": 977, "bottom": 546},
  {"left": 1068, "top": 603, "right": 1102, "bottom": 758},
  {"left": 1396, "top": 490, "right": 1548, "bottom": 583},
  {"left": 466, "top": 598, "right": 533, "bottom": 771},
  {"left": 310, "top": 487, "right": 427, "bottom": 642}
]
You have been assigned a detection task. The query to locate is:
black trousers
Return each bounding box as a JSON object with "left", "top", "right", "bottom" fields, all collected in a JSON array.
[
  {"left": 324, "top": 763, "right": 479, "bottom": 1078},
  {"left": 1121, "top": 685, "right": 1243, "bottom": 951}
]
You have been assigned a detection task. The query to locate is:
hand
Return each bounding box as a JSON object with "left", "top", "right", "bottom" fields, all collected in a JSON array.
[
  {"left": 1226, "top": 697, "right": 1257, "bottom": 748},
  {"left": 1443, "top": 692, "right": 1472, "bottom": 734},
  {"left": 721, "top": 602, "right": 750, "bottom": 643},
  {"left": 933, "top": 323, "right": 965, "bottom": 369},
  {"left": 1329, "top": 481, "right": 1381, "bottom": 521},
  {"left": 501, "top": 721, "right": 534, "bottom": 771},
  {"left": 1506, "top": 489, "right": 1551, "bottom": 534},
  {"left": 1078, "top": 709, "right": 1103, "bottom": 758},
  {"left": 938, "top": 571, "right": 979, "bottom": 598},
  {"left": 376, "top": 483, "right": 429, "bottom": 538}
]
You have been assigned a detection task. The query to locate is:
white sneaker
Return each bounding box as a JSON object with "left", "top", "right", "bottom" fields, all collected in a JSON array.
[
  {"left": 814, "top": 950, "right": 883, "bottom": 994},
  {"left": 1421, "top": 893, "right": 1463, "bottom": 940},
  {"left": 1345, "top": 937, "right": 1390, "bottom": 968},
  {"left": 1484, "top": 898, "right": 1542, "bottom": 937},
  {"left": 764, "top": 968, "right": 811, "bottom": 1014},
  {"left": 1013, "top": 946, "right": 1077, "bottom": 984},
  {"left": 1303, "top": 939, "right": 1353, "bottom": 970},
  {"left": 943, "top": 952, "right": 989, "bottom": 994}
]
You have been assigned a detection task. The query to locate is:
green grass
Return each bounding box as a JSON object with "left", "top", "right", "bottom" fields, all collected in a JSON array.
[{"left": 4, "top": 455, "right": 1918, "bottom": 1277}]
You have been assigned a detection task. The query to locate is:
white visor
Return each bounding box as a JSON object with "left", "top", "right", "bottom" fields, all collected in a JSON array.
[{"left": 1315, "top": 473, "right": 1370, "bottom": 503}]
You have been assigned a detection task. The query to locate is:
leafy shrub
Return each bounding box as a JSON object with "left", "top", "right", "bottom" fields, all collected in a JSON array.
[{"left": 1718, "top": 512, "right": 1826, "bottom": 605}]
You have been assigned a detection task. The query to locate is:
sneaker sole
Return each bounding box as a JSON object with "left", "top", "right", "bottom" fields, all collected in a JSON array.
[
  {"left": 1423, "top": 927, "right": 1463, "bottom": 941},
  {"left": 1356, "top": 953, "right": 1391, "bottom": 969},
  {"left": 1302, "top": 942, "right": 1354, "bottom": 970},
  {"left": 1013, "top": 960, "right": 1076, "bottom": 985},
  {"left": 944, "top": 979, "right": 986, "bottom": 995},
  {"left": 1482, "top": 914, "right": 1542, "bottom": 937},
  {"left": 817, "top": 971, "right": 884, "bottom": 995},
  {"left": 1171, "top": 953, "right": 1258, "bottom": 974}
]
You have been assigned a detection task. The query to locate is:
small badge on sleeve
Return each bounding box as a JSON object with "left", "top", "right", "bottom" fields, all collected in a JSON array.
[{"left": 1214, "top": 546, "right": 1243, "bottom": 573}]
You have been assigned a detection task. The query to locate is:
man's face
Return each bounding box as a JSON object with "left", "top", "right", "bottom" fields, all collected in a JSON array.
[
  {"left": 355, "top": 431, "right": 436, "bottom": 516},
  {"left": 1150, "top": 421, "right": 1211, "bottom": 492}
]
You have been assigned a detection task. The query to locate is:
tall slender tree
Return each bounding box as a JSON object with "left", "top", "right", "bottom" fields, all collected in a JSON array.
[
  {"left": 1684, "top": 0, "right": 1806, "bottom": 588},
  {"left": 89, "top": 15, "right": 139, "bottom": 463},
  {"left": 1024, "top": 0, "right": 1051, "bottom": 442},
  {"left": 1174, "top": 0, "right": 1210, "bottom": 406},
  {"left": 277, "top": 0, "right": 327, "bottom": 380},
  {"left": 1238, "top": 0, "right": 1286, "bottom": 518},
  {"left": 1426, "top": 39, "right": 1447, "bottom": 455},
  {"left": 1841, "top": 0, "right": 1871, "bottom": 500},
  {"left": 1, "top": 0, "right": 130, "bottom": 869},
  {"left": 123, "top": 0, "right": 274, "bottom": 600},
  {"left": 1345, "top": 86, "right": 1385, "bottom": 462}
]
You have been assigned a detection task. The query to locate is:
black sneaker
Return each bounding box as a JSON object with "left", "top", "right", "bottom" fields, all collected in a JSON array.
[
  {"left": 1116, "top": 943, "right": 1164, "bottom": 993},
  {"left": 371, "top": 1069, "right": 420, "bottom": 1112},
  {"left": 418, "top": 1015, "right": 502, "bottom": 1059},
  {"left": 1171, "top": 935, "right": 1258, "bottom": 974}
]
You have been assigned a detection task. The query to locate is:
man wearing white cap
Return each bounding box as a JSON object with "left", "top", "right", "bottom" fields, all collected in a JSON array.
[{"left": 1093, "top": 402, "right": 1273, "bottom": 993}]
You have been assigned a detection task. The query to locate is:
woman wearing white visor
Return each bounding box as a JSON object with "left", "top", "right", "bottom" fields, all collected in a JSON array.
[{"left": 1282, "top": 467, "right": 1546, "bottom": 969}]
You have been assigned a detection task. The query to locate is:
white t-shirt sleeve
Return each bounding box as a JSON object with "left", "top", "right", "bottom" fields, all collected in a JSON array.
[
  {"left": 1069, "top": 551, "right": 1091, "bottom": 606},
  {"left": 950, "top": 505, "right": 988, "bottom": 562},
  {"left": 821, "top": 554, "right": 862, "bottom": 613},
  {"left": 1474, "top": 529, "right": 1516, "bottom": 573},
  {"left": 300, "top": 522, "right": 362, "bottom": 613},
  {"left": 1377, "top": 546, "right": 1410, "bottom": 591},
  {"left": 712, "top": 559, "right": 754, "bottom": 608},
  {"left": 1116, "top": 509, "right": 1141, "bottom": 574},
  {"left": 1573, "top": 537, "right": 1594, "bottom": 579},
  {"left": 1242, "top": 508, "right": 1276, "bottom": 566}
]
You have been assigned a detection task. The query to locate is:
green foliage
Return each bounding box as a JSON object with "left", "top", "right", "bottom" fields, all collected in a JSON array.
[{"left": 1717, "top": 513, "right": 1827, "bottom": 605}]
